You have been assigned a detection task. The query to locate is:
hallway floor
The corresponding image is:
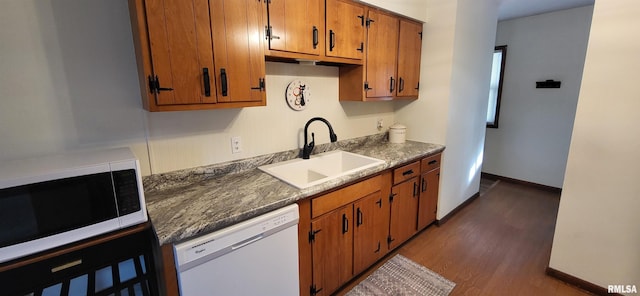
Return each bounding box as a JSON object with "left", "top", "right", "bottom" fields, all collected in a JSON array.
[{"left": 337, "top": 178, "right": 593, "bottom": 295}]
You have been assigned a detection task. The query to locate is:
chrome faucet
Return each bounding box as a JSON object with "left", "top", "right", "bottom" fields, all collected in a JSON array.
[{"left": 302, "top": 117, "right": 337, "bottom": 159}]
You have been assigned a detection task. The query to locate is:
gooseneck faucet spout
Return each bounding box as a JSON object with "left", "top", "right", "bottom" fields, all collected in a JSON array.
[{"left": 302, "top": 117, "right": 338, "bottom": 159}]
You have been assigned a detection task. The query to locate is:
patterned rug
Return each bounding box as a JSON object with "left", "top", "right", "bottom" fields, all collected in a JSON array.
[{"left": 346, "top": 254, "right": 456, "bottom": 296}]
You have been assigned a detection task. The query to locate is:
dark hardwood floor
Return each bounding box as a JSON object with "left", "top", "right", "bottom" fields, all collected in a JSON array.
[{"left": 337, "top": 179, "right": 593, "bottom": 296}]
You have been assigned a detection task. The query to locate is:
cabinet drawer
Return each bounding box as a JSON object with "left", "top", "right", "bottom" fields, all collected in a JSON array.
[
  {"left": 421, "top": 153, "right": 442, "bottom": 172},
  {"left": 392, "top": 161, "right": 420, "bottom": 185},
  {"left": 312, "top": 175, "right": 381, "bottom": 218}
]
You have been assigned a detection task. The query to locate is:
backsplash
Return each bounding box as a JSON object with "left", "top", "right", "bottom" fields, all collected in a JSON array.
[{"left": 143, "top": 133, "right": 387, "bottom": 193}]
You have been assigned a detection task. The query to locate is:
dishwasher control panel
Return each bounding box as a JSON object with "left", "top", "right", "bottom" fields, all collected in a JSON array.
[{"left": 174, "top": 204, "right": 299, "bottom": 271}]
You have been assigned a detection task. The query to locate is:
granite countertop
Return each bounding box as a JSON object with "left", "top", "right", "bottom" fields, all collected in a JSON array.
[{"left": 143, "top": 134, "right": 445, "bottom": 246}]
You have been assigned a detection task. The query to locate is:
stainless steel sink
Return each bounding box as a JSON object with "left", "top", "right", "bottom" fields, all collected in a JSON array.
[{"left": 258, "top": 150, "right": 385, "bottom": 189}]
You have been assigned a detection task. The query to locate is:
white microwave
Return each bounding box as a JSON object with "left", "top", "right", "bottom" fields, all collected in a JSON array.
[{"left": 0, "top": 147, "right": 148, "bottom": 263}]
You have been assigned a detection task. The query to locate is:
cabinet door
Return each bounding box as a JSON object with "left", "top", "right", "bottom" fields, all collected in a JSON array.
[
  {"left": 326, "top": 0, "right": 365, "bottom": 60},
  {"left": 266, "top": 0, "right": 323, "bottom": 56},
  {"left": 388, "top": 177, "right": 419, "bottom": 250},
  {"left": 210, "top": 0, "right": 265, "bottom": 103},
  {"left": 418, "top": 168, "right": 440, "bottom": 230},
  {"left": 353, "top": 191, "right": 388, "bottom": 275},
  {"left": 365, "top": 9, "right": 399, "bottom": 99},
  {"left": 396, "top": 19, "right": 422, "bottom": 98},
  {"left": 144, "top": 0, "right": 215, "bottom": 105},
  {"left": 311, "top": 206, "right": 353, "bottom": 296}
]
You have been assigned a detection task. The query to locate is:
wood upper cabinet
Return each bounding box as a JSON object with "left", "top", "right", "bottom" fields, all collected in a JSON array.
[
  {"left": 353, "top": 191, "right": 389, "bottom": 275},
  {"left": 325, "top": 0, "right": 365, "bottom": 60},
  {"left": 210, "top": 0, "right": 266, "bottom": 104},
  {"left": 396, "top": 19, "right": 423, "bottom": 98},
  {"left": 338, "top": 8, "right": 423, "bottom": 101},
  {"left": 365, "top": 9, "right": 399, "bottom": 99},
  {"left": 128, "top": 0, "right": 265, "bottom": 111},
  {"left": 265, "top": 0, "right": 324, "bottom": 56}
]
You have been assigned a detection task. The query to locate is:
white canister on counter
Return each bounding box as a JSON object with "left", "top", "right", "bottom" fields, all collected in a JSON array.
[{"left": 389, "top": 123, "right": 407, "bottom": 143}]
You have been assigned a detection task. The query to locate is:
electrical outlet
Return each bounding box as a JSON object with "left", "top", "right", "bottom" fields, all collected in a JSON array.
[
  {"left": 377, "top": 119, "right": 384, "bottom": 130},
  {"left": 231, "top": 136, "right": 242, "bottom": 154}
]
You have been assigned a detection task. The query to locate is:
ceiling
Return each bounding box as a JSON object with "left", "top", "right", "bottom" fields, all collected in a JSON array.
[{"left": 498, "top": 0, "right": 594, "bottom": 21}]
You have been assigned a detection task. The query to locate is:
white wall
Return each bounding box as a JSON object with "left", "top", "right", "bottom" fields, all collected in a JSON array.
[
  {"left": 549, "top": 0, "right": 640, "bottom": 291},
  {"left": 359, "top": 0, "right": 427, "bottom": 22},
  {"left": 0, "top": 0, "right": 394, "bottom": 176},
  {"left": 146, "top": 62, "right": 395, "bottom": 174},
  {"left": 0, "top": 0, "right": 149, "bottom": 168},
  {"left": 483, "top": 6, "right": 593, "bottom": 188},
  {"left": 396, "top": 0, "right": 499, "bottom": 218}
]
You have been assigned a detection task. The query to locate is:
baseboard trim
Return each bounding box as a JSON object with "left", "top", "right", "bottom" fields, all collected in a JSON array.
[
  {"left": 546, "top": 267, "right": 620, "bottom": 296},
  {"left": 436, "top": 192, "right": 480, "bottom": 226},
  {"left": 481, "top": 172, "right": 562, "bottom": 193}
]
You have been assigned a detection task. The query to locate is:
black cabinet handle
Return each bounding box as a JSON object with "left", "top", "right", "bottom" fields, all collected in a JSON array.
[
  {"left": 356, "top": 208, "right": 363, "bottom": 226},
  {"left": 203, "top": 68, "right": 211, "bottom": 97},
  {"left": 342, "top": 214, "right": 348, "bottom": 234},
  {"left": 329, "top": 30, "right": 335, "bottom": 51},
  {"left": 398, "top": 77, "right": 404, "bottom": 93},
  {"left": 413, "top": 182, "right": 418, "bottom": 197},
  {"left": 220, "top": 68, "right": 228, "bottom": 97},
  {"left": 374, "top": 241, "right": 381, "bottom": 253},
  {"left": 428, "top": 160, "right": 438, "bottom": 165},
  {"left": 415, "top": 82, "right": 420, "bottom": 90},
  {"left": 313, "top": 26, "right": 318, "bottom": 49},
  {"left": 356, "top": 42, "right": 364, "bottom": 52},
  {"left": 422, "top": 178, "right": 426, "bottom": 192},
  {"left": 390, "top": 77, "right": 395, "bottom": 93},
  {"left": 376, "top": 198, "right": 382, "bottom": 208},
  {"left": 358, "top": 15, "right": 365, "bottom": 26},
  {"left": 402, "top": 169, "right": 414, "bottom": 176}
]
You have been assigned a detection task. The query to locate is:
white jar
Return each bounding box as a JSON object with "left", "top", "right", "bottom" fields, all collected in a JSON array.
[{"left": 389, "top": 123, "right": 407, "bottom": 143}]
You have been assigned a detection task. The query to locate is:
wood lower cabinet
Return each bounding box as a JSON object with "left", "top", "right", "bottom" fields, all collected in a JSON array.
[
  {"left": 310, "top": 205, "right": 353, "bottom": 296},
  {"left": 353, "top": 191, "right": 389, "bottom": 275},
  {"left": 128, "top": 0, "right": 265, "bottom": 111},
  {"left": 298, "top": 155, "right": 441, "bottom": 295},
  {"left": 388, "top": 175, "right": 419, "bottom": 250},
  {"left": 418, "top": 153, "right": 442, "bottom": 229}
]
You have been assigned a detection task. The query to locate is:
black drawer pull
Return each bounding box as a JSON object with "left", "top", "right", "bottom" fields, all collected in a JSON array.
[
  {"left": 389, "top": 76, "right": 395, "bottom": 93},
  {"left": 342, "top": 214, "right": 349, "bottom": 234},
  {"left": 220, "top": 68, "right": 228, "bottom": 97},
  {"left": 312, "top": 26, "right": 319, "bottom": 49},
  {"left": 428, "top": 160, "right": 438, "bottom": 165},
  {"left": 356, "top": 208, "right": 363, "bottom": 226},
  {"left": 398, "top": 77, "right": 404, "bottom": 93},
  {"left": 402, "top": 169, "right": 414, "bottom": 176},
  {"left": 329, "top": 30, "right": 335, "bottom": 51},
  {"left": 203, "top": 68, "right": 211, "bottom": 97}
]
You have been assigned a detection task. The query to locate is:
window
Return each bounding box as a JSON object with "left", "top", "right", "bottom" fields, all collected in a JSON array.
[{"left": 487, "top": 45, "right": 507, "bottom": 128}]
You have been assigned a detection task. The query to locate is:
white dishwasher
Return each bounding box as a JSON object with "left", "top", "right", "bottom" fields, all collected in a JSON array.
[{"left": 174, "top": 204, "right": 300, "bottom": 296}]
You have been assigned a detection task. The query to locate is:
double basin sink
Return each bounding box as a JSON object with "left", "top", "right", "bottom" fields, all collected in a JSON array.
[{"left": 259, "top": 150, "right": 385, "bottom": 189}]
